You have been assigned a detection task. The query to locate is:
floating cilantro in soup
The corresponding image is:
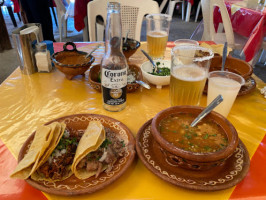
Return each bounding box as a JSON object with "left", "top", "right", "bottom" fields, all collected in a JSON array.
[
  {"left": 148, "top": 62, "right": 170, "bottom": 76},
  {"left": 159, "top": 113, "right": 228, "bottom": 153}
]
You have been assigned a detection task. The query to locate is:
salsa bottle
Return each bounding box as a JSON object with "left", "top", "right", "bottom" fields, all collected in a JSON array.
[{"left": 101, "top": 2, "right": 128, "bottom": 112}]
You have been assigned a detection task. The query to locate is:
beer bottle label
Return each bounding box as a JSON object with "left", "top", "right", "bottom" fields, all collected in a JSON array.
[{"left": 102, "top": 68, "right": 127, "bottom": 105}]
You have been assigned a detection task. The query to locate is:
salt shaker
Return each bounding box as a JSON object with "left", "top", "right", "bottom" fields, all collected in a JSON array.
[{"left": 35, "top": 43, "right": 52, "bottom": 72}]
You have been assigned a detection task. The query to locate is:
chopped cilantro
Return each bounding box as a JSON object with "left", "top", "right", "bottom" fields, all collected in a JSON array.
[
  {"left": 204, "top": 146, "right": 211, "bottom": 151},
  {"left": 100, "top": 139, "right": 112, "bottom": 149},
  {"left": 172, "top": 130, "right": 177, "bottom": 133},
  {"left": 184, "top": 133, "right": 192, "bottom": 139},
  {"left": 203, "top": 134, "right": 209, "bottom": 139},
  {"left": 55, "top": 135, "right": 78, "bottom": 151},
  {"left": 120, "top": 140, "right": 125, "bottom": 147},
  {"left": 148, "top": 67, "right": 170, "bottom": 76}
]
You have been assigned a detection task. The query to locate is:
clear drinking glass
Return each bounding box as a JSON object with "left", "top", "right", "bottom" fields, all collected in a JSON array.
[
  {"left": 207, "top": 71, "right": 245, "bottom": 117},
  {"left": 174, "top": 39, "right": 199, "bottom": 47},
  {"left": 146, "top": 14, "right": 172, "bottom": 59},
  {"left": 170, "top": 45, "right": 214, "bottom": 106}
]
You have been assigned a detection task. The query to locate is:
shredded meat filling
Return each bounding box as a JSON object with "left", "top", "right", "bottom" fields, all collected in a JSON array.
[
  {"left": 38, "top": 132, "right": 80, "bottom": 180},
  {"left": 77, "top": 128, "right": 126, "bottom": 177}
]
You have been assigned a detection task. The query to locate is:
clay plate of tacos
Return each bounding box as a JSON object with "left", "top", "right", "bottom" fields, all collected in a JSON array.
[{"left": 11, "top": 114, "right": 135, "bottom": 196}]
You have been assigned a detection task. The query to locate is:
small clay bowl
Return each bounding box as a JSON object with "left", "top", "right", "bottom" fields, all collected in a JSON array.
[
  {"left": 151, "top": 106, "right": 239, "bottom": 171},
  {"left": 210, "top": 56, "right": 253, "bottom": 80},
  {"left": 88, "top": 64, "right": 143, "bottom": 93},
  {"left": 122, "top": 38, "right": 141, "bottom": 59},
  {"left": 52, "top": 42, "right": 95, "bottom": 80}
]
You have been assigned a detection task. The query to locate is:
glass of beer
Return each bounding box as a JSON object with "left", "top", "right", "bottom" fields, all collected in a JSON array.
[
  {"left": 146, "top": 14, "right": 172, "bottom": 59},
  {"left": 170, "top": 45, "right": 214, "bottom": 106},
  {"left": 207, "top": 71, "right": 245, "bottom": 117}
]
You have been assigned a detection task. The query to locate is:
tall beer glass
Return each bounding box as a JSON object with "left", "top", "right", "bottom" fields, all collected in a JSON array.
[
  {"left": 146, "top": 14, "right": 172, "bottom": 59},
  {"left": 170, "top": 46, "right": 214, "bottom": 106}
]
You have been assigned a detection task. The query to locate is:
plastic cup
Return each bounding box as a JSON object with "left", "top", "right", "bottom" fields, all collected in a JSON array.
[
  {"left": 146, "top": 14, "right": 172, "bottom": 59},
  {"left": 207, "top": 71, "right": 245, "bottom": 117}
]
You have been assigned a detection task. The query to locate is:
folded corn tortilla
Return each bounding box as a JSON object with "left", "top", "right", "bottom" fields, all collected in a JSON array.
[
  {"left": 10, "top": 123, "right": 56, "bottom": 179},
  {"left": 34, "top": 122, "right": 65, "bottom": 170},
  {"left": 31, "top": 122, "right": 75, "bottom": 182},
  {"left": 71, "top": 121, "right": 106, "bottom": 180}
]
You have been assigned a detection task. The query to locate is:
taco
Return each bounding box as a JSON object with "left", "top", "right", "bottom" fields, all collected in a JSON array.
[
  {"left": 31, "top": 123, "right": 80, "bottom": 182},
  {"left": 10, "top": 122, "right": 59, "bottom": 179},
  {"left": 72, "top": 121, "right": 126, "bottom": 179}
]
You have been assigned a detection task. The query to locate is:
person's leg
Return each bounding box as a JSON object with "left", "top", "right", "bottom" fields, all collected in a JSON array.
[
  {"left": 20, "top": 0, "right": 34, "bottom": 23},
  {"left": 20, "top": 0, "right": 55, "bottom": 41}
]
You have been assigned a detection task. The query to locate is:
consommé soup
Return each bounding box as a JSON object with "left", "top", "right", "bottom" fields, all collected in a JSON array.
[{"left": 159, "top": 113, "right": 228, "bottom": 153}]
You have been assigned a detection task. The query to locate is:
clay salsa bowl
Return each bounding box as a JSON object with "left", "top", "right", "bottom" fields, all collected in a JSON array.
[
  {"left": 88, "top": 64, "right": 143, "bottom": 93},
  {"left": 210, "top": 56, "right": 253, "bottom": 80},
  {"left": 122, "top": 37, "right": 141, "bottom": 59},
  {"left": 52, "top": 42, "right": 95, "bottom": 80},
  {"left": 151, "top": 106, "right": 239, "bottom": 171}
]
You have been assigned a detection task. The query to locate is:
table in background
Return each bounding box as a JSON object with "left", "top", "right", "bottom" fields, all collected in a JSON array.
[
  {"left": 0, "top": 42, "right": 266, "bottom": 200},
  {"left": 213, "top": 0, "right": 266, "bottom": 62}
]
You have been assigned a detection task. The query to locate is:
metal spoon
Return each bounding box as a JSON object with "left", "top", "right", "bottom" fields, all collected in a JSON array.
[
  {"left": 85, "top": 44, "right": 101, "bottom": 58},
  {"left": 141, "top": 50, "right": 158, "bottom": 73},
  {"left": 221, "top": 42, "right": 227, "bottom": 71},
  {"left": 190, "top": 95, "right": 223, "bottom": 127},
  {"left": 124, "top": 30, "right": 129, "bottom": 44},
  {"left": 135, "top": 80, "right": 151, "bottom": 89}
]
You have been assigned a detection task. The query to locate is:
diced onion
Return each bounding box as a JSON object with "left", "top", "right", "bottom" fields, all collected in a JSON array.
[
  {"left": 48, "top": 156, "right": 52, "bottom": 164},
  {"left": 55, "top": 150, "right": 61, "bottom": 157},
  {"left": 61, "top": 149, "right": 66, "bottom": 154},
  {"left": 99, "top": 150, "right": 107, "bottom": 162},
  {"left": 64, "top": 130, "right": 70, "bottom": 138}
]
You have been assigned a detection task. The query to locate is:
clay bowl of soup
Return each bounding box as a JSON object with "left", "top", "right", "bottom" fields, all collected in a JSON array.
[
  {"left": 151, "top": 106, "right": 239, "bottom": 171},
  {"left": 210, "top": 56, "right": 253, "bottom": 80},
  {"left": 52, "top": 42, "right": 95, "bottom": 80},
  {"left": 88, "top": 64, "right": 143, "bottom": 93}
]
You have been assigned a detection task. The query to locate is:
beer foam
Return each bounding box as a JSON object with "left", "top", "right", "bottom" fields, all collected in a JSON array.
[
  {"left": 172, "top": 64, "right": 207, "bottom": 81},
  {"left": 147, "top": 30, "right": 168, "bottom": 37}
]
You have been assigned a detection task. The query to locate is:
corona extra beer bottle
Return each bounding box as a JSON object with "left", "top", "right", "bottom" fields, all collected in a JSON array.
[{"left": 101, "top": 2, "right": 127, "bottom": 112}]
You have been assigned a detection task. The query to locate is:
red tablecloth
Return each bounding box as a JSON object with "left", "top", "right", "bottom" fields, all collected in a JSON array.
[{"left": 213, "top": 0, "right": 266, "bottom": 62}]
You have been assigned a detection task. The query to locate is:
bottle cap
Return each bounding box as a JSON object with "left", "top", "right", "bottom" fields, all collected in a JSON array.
[{"left": 107, "top": 2, "right": 120, "bottom": 11}]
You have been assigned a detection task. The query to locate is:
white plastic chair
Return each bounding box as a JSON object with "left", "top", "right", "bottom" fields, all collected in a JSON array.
[
  {"left": 195, "top": 0, "right": 201, "bottom": 22},
  {"left": 54, "top": 0, "right": 68, "bottom": 42},
  {"left": 160, "top": 0, "right": 185, "bottom": 20},
  {"left": 191, "top": 0, "right": 248, "bottom": 61},
  {"left": 258, "top": 38, "right": 266, "bottom": 65},
  {"left": 201, "top": 0, "right": 235, "bottom": 47},
  {"left": 87, "top": 0, "right": 160, "bottom": 41}
]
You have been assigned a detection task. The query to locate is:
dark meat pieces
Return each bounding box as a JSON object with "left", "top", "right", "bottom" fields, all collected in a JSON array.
[{"left": 76, "top": 128, "right": 126, "bottom": 177}]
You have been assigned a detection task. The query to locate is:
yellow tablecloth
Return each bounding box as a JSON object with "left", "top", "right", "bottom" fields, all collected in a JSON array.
[{"left": 0, "top": 42, "right": 265, "bottom": 200}]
